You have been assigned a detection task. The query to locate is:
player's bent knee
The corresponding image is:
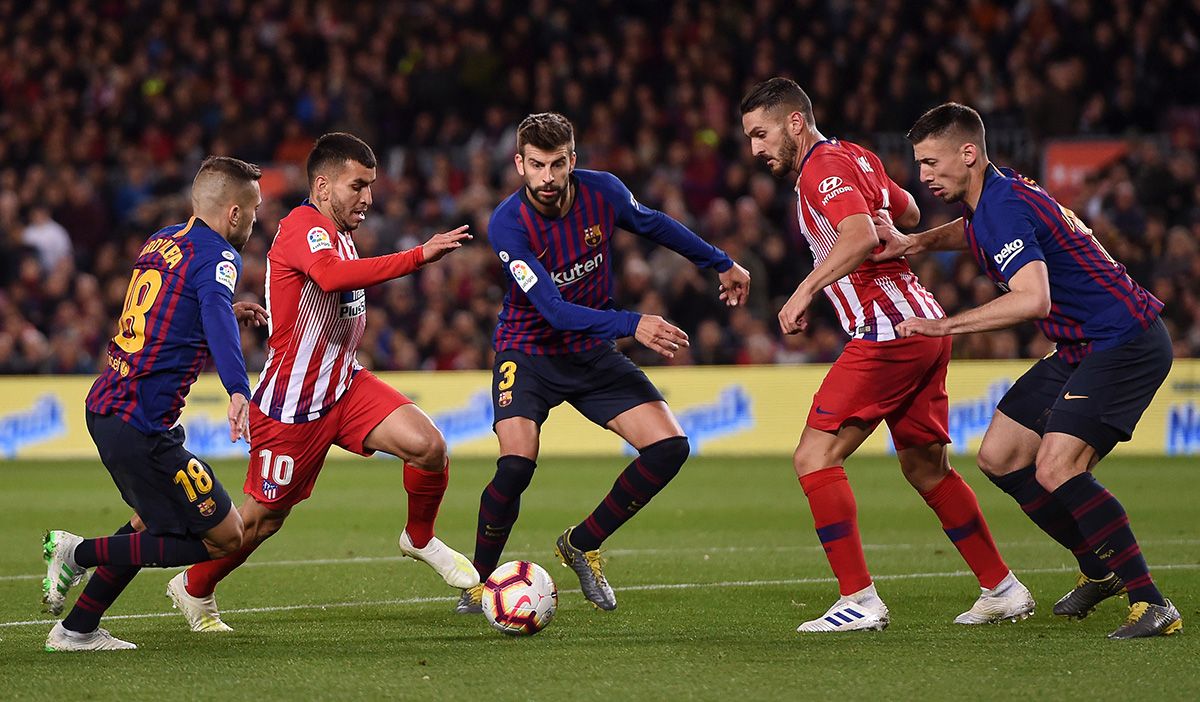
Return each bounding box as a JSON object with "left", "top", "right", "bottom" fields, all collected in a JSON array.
[
  {"left": 204, "top": 507, "right": 245, "bottom": 558},
  {"left": 793, "top": 445, "right": 833, "bottom": 478},
  {"left": 976, "top": 443, "right": 1015, "bottom": 478},
  {"left": 1032, "top": 449, "right": 1082, "bottom": 492},
  {"left": 637, "top": 435, "right": 690, "bottom": 485},
  {"left": 642, "top": 435, "right": 689, "bottom": 467},
  {"left": 409, "top": 428, "right": 448, "bottom": 471}
]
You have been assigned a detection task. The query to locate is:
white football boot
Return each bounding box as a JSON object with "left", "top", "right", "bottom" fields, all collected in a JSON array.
[
  {"left": 42, "top": 531, "right": 87, "bottom": 616},
  {"left": 797, "top": 583, "right": 890, "bottom": 632},
  {"left": 398, "top": 531, "right": 480, "bottom": 589},
  {"left": 167, "top": 571, "right": 233, "bottom": 632},
  {"left": 44, "top": 621, "right": 136, "bottom": 652},
  {"left": 954, "top": 570, "right": 1036, "bottom": 624}
]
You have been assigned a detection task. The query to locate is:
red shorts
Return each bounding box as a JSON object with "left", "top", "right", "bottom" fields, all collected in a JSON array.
[
  {"left": 807, "top": 335, "right": 952, "bottom": 451},
  {"left": 243, "top": 370, "right": 413, "bottom": 509}
]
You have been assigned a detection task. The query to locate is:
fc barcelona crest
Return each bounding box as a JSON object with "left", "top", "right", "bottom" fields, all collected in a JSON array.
[
  {"left": 584, "top": 225, "right": 603, "bottom": 247},
  {"left": 197, "top": 498, "right": 217, "bottom": 517},
  {"left": 498, "top": 390, "right": 513, "bottom": 407}
]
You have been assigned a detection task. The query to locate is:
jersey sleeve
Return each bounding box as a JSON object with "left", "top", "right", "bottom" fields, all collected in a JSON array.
[
  {"left": 489, "top": 208, "right": 640, "bottom": 339},
  {"left": 192, "top": 250, "right": 252, "bottom": 399},
  {"left": 883, "top": 177, "right": 911, "bottom": 219},
  {"left": 600, "top": 172, "right": 733, "bottom": 272},
  {"left": 802, "top": 154, "right": 872, "bottom": 229},
  {"left": 272, "top": 214, "right": 342, "bottom": 277},
  {"left": 273, "top": 212, "right": 423, "bottom": 292},
  {"left": 975, "top": 191, "right": 1045, "bottom": 283}
]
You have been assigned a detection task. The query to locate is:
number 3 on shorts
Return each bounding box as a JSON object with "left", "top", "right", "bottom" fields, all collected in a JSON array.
[{"left": 497, "top": 360, "right": 517, "bottom": 390}]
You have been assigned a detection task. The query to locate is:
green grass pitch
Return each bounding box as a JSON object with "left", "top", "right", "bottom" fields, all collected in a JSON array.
[{"left": 1, "top": 455, "right": 1197, "bottom": 700}]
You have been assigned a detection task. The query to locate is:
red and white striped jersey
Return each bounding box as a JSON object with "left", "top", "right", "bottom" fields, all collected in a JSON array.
[
  {"left": 252, "top": 202, "right": 367, "bottom": 423},
  {"left": 794, "top": 139, "right": 944, "bottom": 341}
]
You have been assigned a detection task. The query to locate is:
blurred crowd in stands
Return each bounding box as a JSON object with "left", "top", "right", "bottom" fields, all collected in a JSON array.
[{"left": 1, "top": 0, "right": 1198, "bottom": 375}]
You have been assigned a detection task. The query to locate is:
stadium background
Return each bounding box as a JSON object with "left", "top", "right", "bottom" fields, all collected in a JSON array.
[{"left": 0, "top": 0, "right": 1198, "bottom": 457}]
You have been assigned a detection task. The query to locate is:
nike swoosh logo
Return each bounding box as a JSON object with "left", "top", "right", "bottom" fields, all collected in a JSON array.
[
  {"left": 1063, "top": 393, "right": 1089, "bottom": 400},
  {"left": 815, "top": 407, "right": 835, "bottom": 415},
  {"left": 514, "top": 595, "right": 533, "bottom": 611}
]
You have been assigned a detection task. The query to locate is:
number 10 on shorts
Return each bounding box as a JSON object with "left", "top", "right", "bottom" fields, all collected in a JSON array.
[{"left": 258, "top": 449, "right": 295, "bottom": 485}]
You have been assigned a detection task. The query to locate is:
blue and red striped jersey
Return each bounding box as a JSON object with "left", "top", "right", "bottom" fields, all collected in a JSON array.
[
  {"left": 489, "top": 169, "right": 732, "bottom": 355},
  {"left": 87, "top": 217, "right": 251, "bottom": 434},
  {"left": 965, "top": 165, "right": 1163, "bottom": 362}
]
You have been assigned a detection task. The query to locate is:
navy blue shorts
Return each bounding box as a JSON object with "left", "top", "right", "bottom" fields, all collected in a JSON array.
[
  {"left": 996, "top": 318, "right": 1172, "bottom": 456},
  {"left": 86, "top": 411, "right": 232, "bottom": 538},
  {"left": 492, "top": 346, "right": 665, "bottom": 428}
]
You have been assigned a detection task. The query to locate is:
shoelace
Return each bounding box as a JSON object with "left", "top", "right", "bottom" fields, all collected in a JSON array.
[
  {"left": 583, "top": 549, "right": 608, "bottom": 583},
  {"left": 1122, "top": 602, "right": 1149, "bottom": 626}
]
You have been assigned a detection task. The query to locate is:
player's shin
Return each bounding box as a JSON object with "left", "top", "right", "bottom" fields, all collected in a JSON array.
[
  {"left": 182, "top": 542, "right": 257, "bottom": 598},
  {"left": 73, "top": 532, "right": 210, "bottom": 568},
  {"left": 569, "top": 436, "right": 689, "bottom": 552},
  {"left": 473, "top": 455, "right": 536, "bottom": 580},
  {"left": 403, "top": 462, "right": 449, "bottom": 549},
  {"left": 988, "top": 465, "right": 1108, "bottom": 579},
  {"left": 921, "top": 469, "right": 1009, "bottom": 589},
  {"left": 799, "top": 466, "right": 872, "bottom": 596},
  {"left": 1052, "top": 473, "right": 1166, "bottom": 606}
]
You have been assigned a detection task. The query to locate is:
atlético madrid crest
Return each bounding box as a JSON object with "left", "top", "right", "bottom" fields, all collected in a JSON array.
[{"left": 584, "top": 225, "right": 602, "bottom": 247}]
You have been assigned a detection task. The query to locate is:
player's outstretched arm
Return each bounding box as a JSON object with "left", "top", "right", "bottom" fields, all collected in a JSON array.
[
  {"left": 871, "top": 215, "right": 967, "bottom": 262},
  {"left": 896, "top": 260, "right": 1051, "bottom": 338},
  {"left": 606, "top": 172, "right": 734, "bottom": 272},
  {"left": 304, "top": 225, "right": 470, "bottom": 293},
  {"left": 633, "top": 315, "right": 690, "bottom": 359}
]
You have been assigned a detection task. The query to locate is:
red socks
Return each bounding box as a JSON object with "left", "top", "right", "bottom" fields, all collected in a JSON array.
[
  {"left": 184, "top": 541, "right": 258, "bottom": 598},
  {"left": 799, "top": 466, "right": 872, "bottom": 596},
  {"left": 403, "top": 463, "right": 448, "bottom": 549},
  {"left": 921, "top": 469, "right": 1009, "bottom": 589}
]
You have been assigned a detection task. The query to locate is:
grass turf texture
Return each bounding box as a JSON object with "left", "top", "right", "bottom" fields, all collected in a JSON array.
[{"left": 1, "top": 455, "right": 1197, "bottom": 701}]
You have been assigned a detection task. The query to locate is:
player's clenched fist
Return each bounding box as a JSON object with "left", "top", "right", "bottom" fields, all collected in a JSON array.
[
  {"left": 778, "top": 287, "right": 814, "bottom": 335},
  {"left": 634, "top": 315, "right": 690, "bottom": 359},
  {"left": 421, "top": 225, "right": 472, "bottom": 263}
]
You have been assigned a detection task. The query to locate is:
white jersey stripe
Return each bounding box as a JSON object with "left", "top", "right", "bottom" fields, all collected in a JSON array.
[
  {"left": 794, "top": 160, "right": 942, "bottom": 341},
  {"left": 256, "top": 207, "right": 375, "bottom": 423}
]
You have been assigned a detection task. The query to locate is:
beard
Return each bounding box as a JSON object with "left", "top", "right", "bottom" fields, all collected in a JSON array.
[
  {"left": 331, "top": 198, "right": 362, "bottom": 231},
  {"left": 767, "top": 134, "right": 800, "bottom": 178},
  {"left": 533, "top": 185, "right": 562, "bottom": 203}
]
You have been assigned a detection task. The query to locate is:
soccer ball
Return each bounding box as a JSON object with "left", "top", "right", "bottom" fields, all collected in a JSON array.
[{"left": 482, "top": 560, "right": 558, "bottom": 636}]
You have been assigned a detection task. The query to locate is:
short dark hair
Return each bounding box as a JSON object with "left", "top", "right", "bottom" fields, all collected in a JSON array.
[
  {"left": 739, "top": 77, "right": 815, "bottom": 126},
  {"left": 307, "top": 132, "right": 377, "bottom": 185},
  {"left": 906, "top": 102, "right": 987, "bottom": 152},
  {"left": 516, "top": 112, "right": 575, "bottom": 155},
  {"left": 196, "top": 155, "right": 262, "bottom": 184}
]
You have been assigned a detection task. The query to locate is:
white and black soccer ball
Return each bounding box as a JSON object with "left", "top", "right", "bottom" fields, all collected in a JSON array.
[{"left": 482, "top": 560, "right": 558, "bottom": 636}]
